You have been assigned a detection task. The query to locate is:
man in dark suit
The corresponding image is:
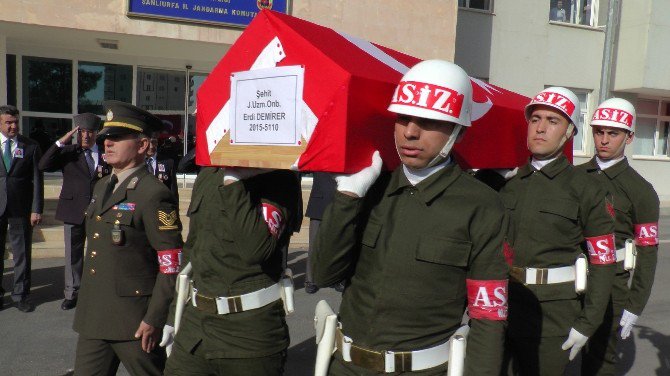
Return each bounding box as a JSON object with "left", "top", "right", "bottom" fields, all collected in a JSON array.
[
  {"left": 0, "top": 105, "right": 44, "bottom": 312},
  {"left": 73, "top": 100, "right": 183, "bottom": 375},
  {"left": 304, "top": 172, "right": 343, "bottom": 294},
  {"left": 145, "top": 133, "right": 179, "bottom": 203},
  {"left": 38, "top": 113, "right": 110, "bottom": 310}
]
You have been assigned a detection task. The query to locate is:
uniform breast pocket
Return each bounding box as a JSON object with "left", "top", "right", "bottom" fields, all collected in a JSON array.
[
  {"left": 107, "top": 211, "right": 134, "bottom": 227},
  {"left": 360, "top": 221, "right": 382, "bottom": 249},
  {"left": 535, "top": 199, "right": 579, "bottom": 238},
  {"left": 415, "top": 237, "right": 471, "bottom": 268},
  {"left": 411, "top": 237, "right": 471, "bottom": 298}
]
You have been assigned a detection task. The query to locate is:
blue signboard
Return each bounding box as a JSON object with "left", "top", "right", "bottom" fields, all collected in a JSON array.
[{"left": 128, "top": 0, "right": 290, "bottom": 28}]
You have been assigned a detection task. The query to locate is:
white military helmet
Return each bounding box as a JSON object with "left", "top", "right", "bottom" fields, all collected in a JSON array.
[
  {"left": 590, "top": 98, "right": 636, "bottom": 133},
  {"left": 525, "top": 87, "right": 581, "bottom": 131},
  {"left": 388, "top": 59, "right": 472, "bottom": 127}
]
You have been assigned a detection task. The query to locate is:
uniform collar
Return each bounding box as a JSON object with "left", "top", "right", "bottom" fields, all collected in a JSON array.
[
  {"left": 518, "top": 154, "right": 571, "bottom": 179},
  {"left": 387, "top": 162, "right": 463, "bottom": 204},
  {"left": 113, "top": 165, "right": 145, "bottom": 189},
  {"left": 584, "top": 156, "right": 629, "bottom": 179}
]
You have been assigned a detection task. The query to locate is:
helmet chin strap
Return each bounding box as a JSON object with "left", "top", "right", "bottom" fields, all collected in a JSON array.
[
  {"left": 606, "top": 131, "right": 631, "bottom": 159},
  {"left": 426, "top": 125, "right": 462, "bottom": 169}
]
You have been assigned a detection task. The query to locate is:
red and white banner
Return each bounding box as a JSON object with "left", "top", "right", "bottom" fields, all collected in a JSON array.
[
  {"left": 466, "top": 279, "right": 508, "bottom": 321},
  {"left": 635, "top": 223, "right": 659, "bottom": 246},
  {"left": 157, "top": 249, "right": 182, "bottom": 274},
  {"left": 197, "top": 10, "right": 542, "bottom": 172},
  {"left": 585, "top": 234, "right": 616, "bottom": 265}
]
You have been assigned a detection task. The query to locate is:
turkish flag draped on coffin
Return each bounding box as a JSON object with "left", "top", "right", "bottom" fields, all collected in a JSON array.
[{"left": 196, "top": 9, "right": 552, "bottom": 173}]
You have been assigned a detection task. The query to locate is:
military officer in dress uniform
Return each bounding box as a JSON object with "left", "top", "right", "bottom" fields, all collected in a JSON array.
[
  {"left": 577, "top": 98, "right": 660, "bottom": 375},
  {"left": 72, "top": 100, "right": 183, "bottom": 376},
  {"left": 146, "top": 132, "right": 179, "bottom": 203},
  {"left": 161, "top": 165, "right": 302, "bottom": 375},
  {"left": 312, "top": 60, "right": 509, "bottom": 375},
  {"left": 500, "top": 87, "right": 616, "bottom": 375},
  {"left": 38, "top": 113, "right": 110, "bottom": 310}
]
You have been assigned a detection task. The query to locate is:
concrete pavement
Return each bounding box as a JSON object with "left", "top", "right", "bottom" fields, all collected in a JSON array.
[{"left": 2, "top": 234, "right": 670, "bottom": 375}]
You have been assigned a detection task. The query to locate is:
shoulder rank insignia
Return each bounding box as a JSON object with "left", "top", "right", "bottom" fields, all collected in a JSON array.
[
  {"left": 127, "top": 176, "right": 139, "bottom": 189},
  {"left": 158, "top": 210, "right": 179, "bottom": 230}
]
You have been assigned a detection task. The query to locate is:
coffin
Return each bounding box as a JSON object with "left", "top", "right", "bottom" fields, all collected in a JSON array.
[{"left": 196, "top": 10, "right": 548, "bottom": 172}]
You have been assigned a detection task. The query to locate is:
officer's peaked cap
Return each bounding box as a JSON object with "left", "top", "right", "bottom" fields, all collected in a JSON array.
[{"left": 97, "top": 100, "right": 162, "bottom": 140}]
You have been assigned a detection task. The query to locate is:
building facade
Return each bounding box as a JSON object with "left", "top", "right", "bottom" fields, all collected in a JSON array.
[
  {"left": 0, "top": 0, "right": 457, "bottom": 164},
  {"left": 456, "top": 0, "right": 670, "bottom": 198}
]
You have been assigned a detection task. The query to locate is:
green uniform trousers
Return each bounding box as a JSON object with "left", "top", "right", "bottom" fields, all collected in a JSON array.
[
  {"left": 73, "top": 335, "right": 165, "bottom": 376},
  {"left": 165, "top": 341, "right": 286, "bottom": 376},
  {"left": 328, "top": 352, "right": 449, "bottom": 376},
  {"left": 581, "top": 270, "right": 630, "bottom": 375},
  {"left": 504, "top": 336, "right": 570, "bottom": 376}
]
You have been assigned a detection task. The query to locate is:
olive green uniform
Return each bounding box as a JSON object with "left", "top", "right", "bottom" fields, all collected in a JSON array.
[
  {"left": 312, "top": 164, "right": 509, "bottom": 375},
  {"left": 73, "top": 167, "right": 184, "bottom": 375},
  {"left": 165, "top": 167, "right": 302, "bottom": 376},
  {"left": 500, "top": 156, "right": 616, "bottom": 376},
  {"left": 577, "top": 157, "right": 659, "bottom": 375}
]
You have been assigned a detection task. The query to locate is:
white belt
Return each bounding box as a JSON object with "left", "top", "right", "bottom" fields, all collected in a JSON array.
[
  {"left": 616, "top": 248, "right": 625, "bottom": 262},
  {"left": 337, "top": 328, "right": 451, "bottom": 373},
  {"left": 191, "top": 283, "right": 282, "bottom": 315},
  {"left": 511, "top": 265, "right": 575, "bottom": 285}
]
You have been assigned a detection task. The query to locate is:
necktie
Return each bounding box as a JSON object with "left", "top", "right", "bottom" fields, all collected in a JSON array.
[
  {"left": 84, "top": 149, "right": 95, "bottom": 177},
  {"left": 146, "top": 157, "right": 154, "bottom": 174},
  {"left": 102, "top": 174, "right": 118, "bottom": 205},
  {"left": 3, "top": 139, "right": 12, "bottom": 171}
]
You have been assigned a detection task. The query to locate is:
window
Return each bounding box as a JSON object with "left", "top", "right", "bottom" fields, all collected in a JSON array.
[
  {"left": 188, "top": 73, "right": 207, "bottom": 115},
  {"left": 549, "top": 0, "right": 598, "bottom": 26},
  {"left": 136, "top": 68, "right": 185, "bottom": 112},
  {"left": 6, "top": 55, "right": 16, "bottom": 106},
  {"left": 634, "top": 98, "right": 670, "bottom": 158},
  {"left": 571, "top": 91, "right": 590, "bottom": 153},
  {"left": 544, "top": 87, "right": 590, "bottom": 153},
  {"left": 23, "top": 117, "right": 72, "bottom": 153},
  {"left": 184, "top": 73, "right": 208, "bottom": 170},
  {"left": 22, "top": 56, "right": 72, "bottom": 113},
  {"left": 459, "top": 0, "right": 493, "bottom": 11},
  {"left": 78, "top": 62, "right": 132, "bottom": 115}
]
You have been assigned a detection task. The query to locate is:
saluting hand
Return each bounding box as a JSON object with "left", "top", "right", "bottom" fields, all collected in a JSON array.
[
  {"left": 58, "top": 126, "right": 79, "bottom": 145},
  {"left": 135, "top": 320, "right": 160, "bottom": 353}
]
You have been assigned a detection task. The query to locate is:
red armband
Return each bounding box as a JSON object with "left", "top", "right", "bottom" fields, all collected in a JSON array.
[
  {"left": 635, "top": 223, "right": 658, "bottom": 246},
  {"left": 466, "top": 279, "right": 508, "bottom": 320},
  {"left": 585, "top": 234, "right": 616, "bottom": 264},
  {"left": 261, "top": 203, "right": 285, "bottom": 238},
  {"left": 157, "top": 249, "right": 182, "bottom": 274}
]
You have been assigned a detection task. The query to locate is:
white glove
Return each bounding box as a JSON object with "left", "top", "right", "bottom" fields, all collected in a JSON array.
[
  {"left": 561, "top": 328, "right": 588, "bottom": 361},
  {"left": 334, "top": 151, "right": 382, "bottom": 197},
  {"left": 619, "top": 309, "right": 639, "bottom": 339},
  {"left": 159, "top": 325, "right": 175, "bottom": 357},
  {"left": 493, "top": 167, "right": 519, "bottom": 180},
  {"left": 224, "top": 167, "right": 272, "bottom": 183}
]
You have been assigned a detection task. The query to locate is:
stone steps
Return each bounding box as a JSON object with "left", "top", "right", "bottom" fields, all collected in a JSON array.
[{"left": 4, "top": 177, "right": 312, "bottom": 259}]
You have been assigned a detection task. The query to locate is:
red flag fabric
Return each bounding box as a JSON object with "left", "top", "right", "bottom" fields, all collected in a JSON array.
[{"left": 196, "top": 10, "right": 557, "bottom": 172}]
